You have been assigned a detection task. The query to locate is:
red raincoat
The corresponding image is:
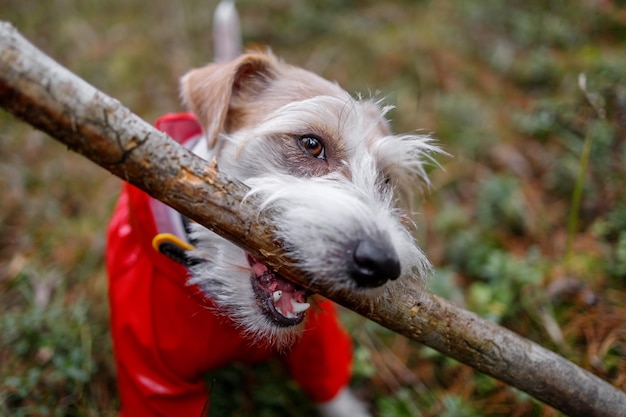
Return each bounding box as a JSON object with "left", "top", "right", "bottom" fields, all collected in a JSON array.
[{"left": 106, "top": 113, "right": 353, "bottom": 416}]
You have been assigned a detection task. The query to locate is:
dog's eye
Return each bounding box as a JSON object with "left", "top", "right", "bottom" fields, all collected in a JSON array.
[{"left": 297, "top": 135, "right": 325, "bottom": 159}]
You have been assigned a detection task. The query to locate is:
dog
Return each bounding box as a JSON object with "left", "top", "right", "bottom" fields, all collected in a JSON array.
[{"left": 105, "top": 2, "right": 437, "bottom": 416}]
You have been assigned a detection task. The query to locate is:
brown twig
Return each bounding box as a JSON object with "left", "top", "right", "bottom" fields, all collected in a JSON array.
[{"left": 0, "top": 21, "right": 624, "bottom": 417}]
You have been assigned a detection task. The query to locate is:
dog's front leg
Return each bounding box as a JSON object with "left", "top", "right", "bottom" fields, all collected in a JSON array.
[{"left": 316, "top": 387, "right": 372, "bottom": 417}]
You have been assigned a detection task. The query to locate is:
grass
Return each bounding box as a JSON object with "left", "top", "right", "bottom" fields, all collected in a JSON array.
[{"left": 1, "top": 0, "right": 625, "bottom": 416}]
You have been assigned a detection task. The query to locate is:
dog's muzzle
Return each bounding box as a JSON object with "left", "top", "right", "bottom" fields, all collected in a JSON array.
[{"left": 349, "top": 236, "right": 401, "bottom": 288}]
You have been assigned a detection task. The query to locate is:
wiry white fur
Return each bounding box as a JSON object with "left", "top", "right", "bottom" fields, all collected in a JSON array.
[
  {"left": 187, "top": 92, "right": 439, "bottom": 345},
  {"left": 179, "top": 4, "right": 434, "bottom": 414},
  {"left": 371, "top": 133, "right": 442, "bottom": 208},
  {"left": 245, "top": 173, "right": 430, "bottom": 294}
]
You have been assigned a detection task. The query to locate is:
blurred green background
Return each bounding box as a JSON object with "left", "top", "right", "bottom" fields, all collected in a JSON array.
[{"left": 1, "top": 1, "right": 625, "bottom": 416}]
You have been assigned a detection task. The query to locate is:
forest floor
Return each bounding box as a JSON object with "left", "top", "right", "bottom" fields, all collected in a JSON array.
[{"left": 1, "top": 1, "right": 625, "bottom": 416}]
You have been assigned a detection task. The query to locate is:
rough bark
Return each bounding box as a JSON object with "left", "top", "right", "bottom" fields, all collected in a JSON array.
[{"left": 0, "top": 21, "right": 624, "bottom": 417}]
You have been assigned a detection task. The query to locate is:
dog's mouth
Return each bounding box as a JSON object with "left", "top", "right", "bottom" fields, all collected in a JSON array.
[{"left": 246, "top": 254, "right": 311, "bottom": 327}]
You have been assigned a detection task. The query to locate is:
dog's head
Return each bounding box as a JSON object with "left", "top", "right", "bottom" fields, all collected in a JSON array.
[{"left": 180, "top": 51, "right": 438, "bottom": 344}]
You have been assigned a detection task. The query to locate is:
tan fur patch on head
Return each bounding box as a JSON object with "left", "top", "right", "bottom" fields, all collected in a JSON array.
[
  {"left": 180, "top": 50, "right": 350, "bottom": 151},
  {"left": 180, "top": 52, "right": 278, "bottom": 148}
]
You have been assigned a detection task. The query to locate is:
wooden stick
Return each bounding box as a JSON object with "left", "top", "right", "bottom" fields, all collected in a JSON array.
[{"left": 0, "top": 21, "right": 624, "bottom": 417}]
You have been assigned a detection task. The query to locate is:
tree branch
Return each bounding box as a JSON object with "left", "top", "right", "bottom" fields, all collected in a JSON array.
[{"left": 0, "top": 21, "right": 624, "bottom": 417}]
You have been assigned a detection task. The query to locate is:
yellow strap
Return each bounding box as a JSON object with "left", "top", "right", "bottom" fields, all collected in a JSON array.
[{"left": 152, "top": 233, "right": 196, "bottom": 253}]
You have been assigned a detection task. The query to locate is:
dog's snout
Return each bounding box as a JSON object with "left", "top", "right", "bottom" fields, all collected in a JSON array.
[{"left": 350, "top": 238, "right": 401, "bottom": 288}]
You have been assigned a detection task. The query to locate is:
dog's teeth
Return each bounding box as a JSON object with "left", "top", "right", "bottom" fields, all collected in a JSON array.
[
  {"left": 272, "top": 290, "right": 283, "bottom": 302},
  {"left": 291, "top": 299, "right": 311, "bottom": 314}
]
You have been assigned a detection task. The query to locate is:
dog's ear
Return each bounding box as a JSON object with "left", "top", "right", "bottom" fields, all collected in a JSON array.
[{"left": 181, "top": 51, "right": 276, "bottom": 149}]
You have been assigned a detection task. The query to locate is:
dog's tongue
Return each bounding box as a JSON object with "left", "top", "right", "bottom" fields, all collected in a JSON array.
[
  {"left": 250, "top": 259, "right": 271, "bottom": 278},
  {"left": 248, "top": 255, "right": 310, "bottom": 319}
]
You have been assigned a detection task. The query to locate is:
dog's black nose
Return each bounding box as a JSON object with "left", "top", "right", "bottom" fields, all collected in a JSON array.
[{"left": 349, "top": 238, "right": 401, "bottom": 288}]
